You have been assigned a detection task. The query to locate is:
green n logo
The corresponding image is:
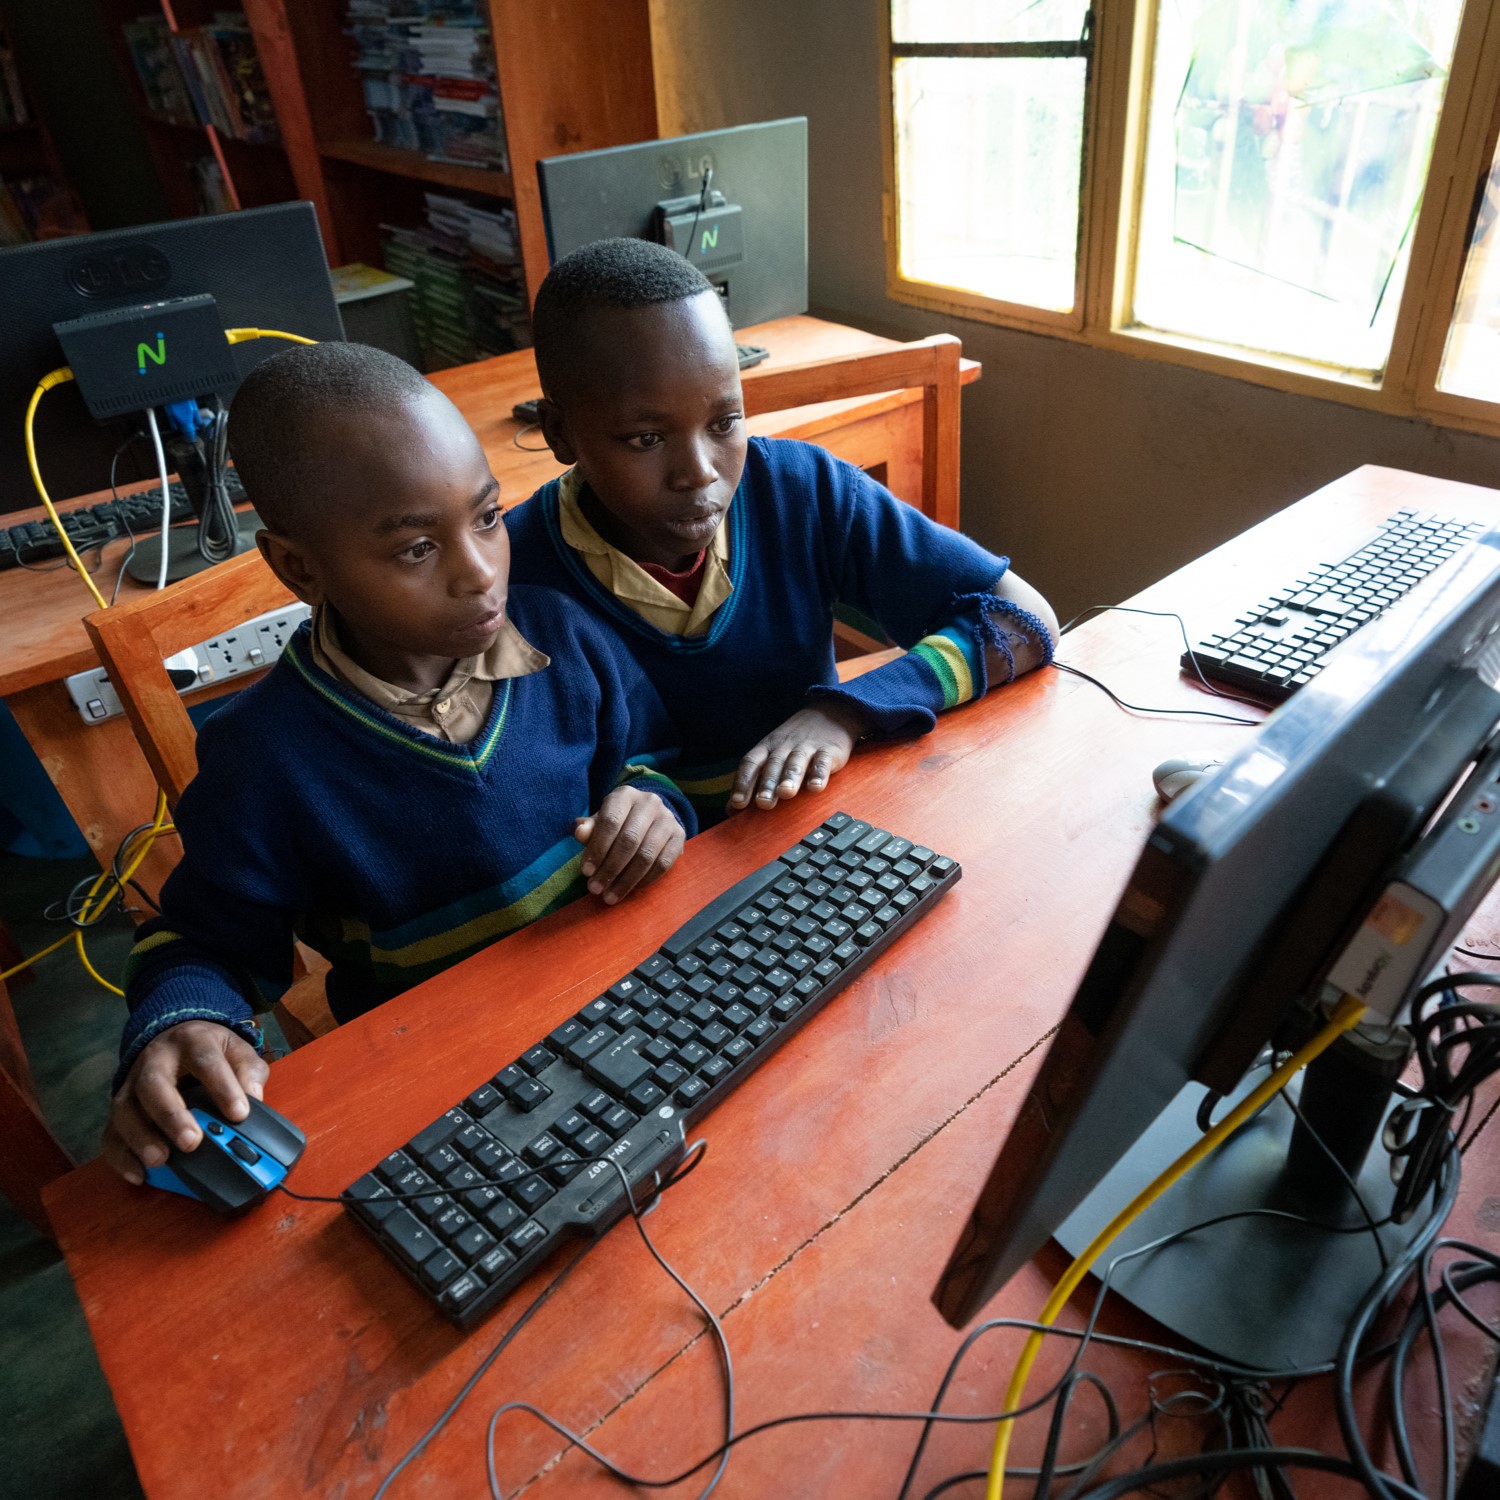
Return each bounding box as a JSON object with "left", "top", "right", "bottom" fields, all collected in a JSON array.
[
  {"left": 700, "top": 226, "right": 719, "bottom": 253},
  {"left": 137, "top": 333, "right": 166, "bottom": 375}
]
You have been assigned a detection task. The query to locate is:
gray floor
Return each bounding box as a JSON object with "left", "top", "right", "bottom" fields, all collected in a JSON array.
[{"left": 1, "top": 851, "right": 146, "bottom": 1500}]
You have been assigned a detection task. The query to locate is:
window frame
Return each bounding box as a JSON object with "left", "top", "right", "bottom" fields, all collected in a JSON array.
[{"left": 880, "top": 0, "right": 1500, "bottom": 440}]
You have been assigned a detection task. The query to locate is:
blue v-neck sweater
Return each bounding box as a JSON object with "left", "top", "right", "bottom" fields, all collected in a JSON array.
[
  {"left": 505, "top": 437, "right": 1051, "bottom": 812},
  {"left": 116, "top": 587, "right": 693, "bottom": 1083}
]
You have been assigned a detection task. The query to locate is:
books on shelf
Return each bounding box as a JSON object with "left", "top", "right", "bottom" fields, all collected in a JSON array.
[
  {"left": 380, "top": 191, "right": 528, "bottom": 370},
  {"left": 122, "top": 12, "right": 280, "bottom": 144},
  {"left": 347, "top": 3, "right": 509, "bottom": 173},
  {"left": 0, "top": 174, "right": 88, "bottom": 244}
]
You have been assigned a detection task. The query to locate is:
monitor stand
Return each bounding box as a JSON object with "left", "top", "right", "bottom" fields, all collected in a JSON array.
[
  {"left": 1054, "top": 1066, "right": 1425, "bottom": 1371},
  {"left": 124, "top": 511, "right": 261, "bottom": 586}
]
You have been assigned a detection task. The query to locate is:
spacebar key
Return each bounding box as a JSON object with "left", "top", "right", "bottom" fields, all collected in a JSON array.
[{"left": 658, "top": 863, "right": 784, "bottom": 958}]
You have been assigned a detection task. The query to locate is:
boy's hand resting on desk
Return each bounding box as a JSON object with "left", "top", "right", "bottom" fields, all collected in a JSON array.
[
  {"left": 729, "top": 700, "right": 874, "bottom": 811},
  {"left": 574, "top": 785, "right": 684, "bottom": 906},
  {"left": 103, "top": 1021, "right": 267, "bottom": 1186}
]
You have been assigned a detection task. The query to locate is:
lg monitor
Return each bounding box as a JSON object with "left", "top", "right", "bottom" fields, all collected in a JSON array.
[
  {"left": 536, "top": 118, "right": 808, "bottom": 342},
  {"left": 934, "top": 521, "right": 1500, "bottom": 1368},
  {"left": 1, "top": 201, "right": 344, "bottom": 580}
]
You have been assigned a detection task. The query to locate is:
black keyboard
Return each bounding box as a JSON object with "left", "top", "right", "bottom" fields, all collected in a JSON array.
[
  {"left": 735, "top": 342, "right": 769, "bottom": 371},
  {"left": 341, "top": 812, "right": 960, "bottom": 1326},
  {"left": 1184, "top": 508, "right": 1485, "bottom": 701},
  {"left": 0, "top": 469, "right": 247, "bottom": 572}
]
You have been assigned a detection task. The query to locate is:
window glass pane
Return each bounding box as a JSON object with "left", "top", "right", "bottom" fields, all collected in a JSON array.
[
  {"left": 893, "top": 1, "right": 1090, "bottom": 44},
  {"left": 894, "top": 56, "right": 1085, "bottom": 312},
  {"left": 1131, "top": 0, "right": 1466, "bottom": 376},
  {"left": 1437, "top": 136, "right": 1500, "bottom": 402}
]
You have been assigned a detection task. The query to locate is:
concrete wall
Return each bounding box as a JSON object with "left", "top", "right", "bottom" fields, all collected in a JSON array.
[{"left": 650, "top": 0, "right": 1500, "bottom": 620}]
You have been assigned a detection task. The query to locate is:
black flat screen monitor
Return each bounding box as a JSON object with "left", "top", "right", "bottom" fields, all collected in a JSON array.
[
  {"left": 537, "top": 118, "right": 808, "bottom": 332},
  {"left": 1, "top": 202, "right": 344, "bottom": 517},
  {"left": 933, "top": 518, "right": 1500, "bottom": 1368}
]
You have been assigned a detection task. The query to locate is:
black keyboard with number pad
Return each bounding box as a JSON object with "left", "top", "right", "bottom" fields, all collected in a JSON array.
[
  {"left": 1183, "top": 509, "right": 1484, "bottom": 701},
  {"left": 341, "top": 812, "right": 961, "bottom": 1326}
]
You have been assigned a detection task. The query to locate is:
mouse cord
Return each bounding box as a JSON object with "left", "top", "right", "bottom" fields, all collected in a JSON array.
[{"left": 1053, "top": 604, "right": 1265, "bottom": 726}]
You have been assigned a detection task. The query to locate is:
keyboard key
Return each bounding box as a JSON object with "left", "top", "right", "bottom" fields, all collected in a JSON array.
[
  {"left": 580, "top": 1090, "right": 615, "bottom": 1122},
  {"left": 700, "top": 1021, "right": 733, "bottom": 1049},
  {"left": 676, "top": 1078, "right": 709, "bottom": 1106},
  {"left": 442, "top": 1272, "right": 485, "bottom": 1311},
  {"left": 654, "top": 1061, "right": 689, "bottom": 1089},
  {"left": 643, "top": 1036, "right": 675, "bottom": 1064},
  {"left": 547, "top": 1018, "right": 586, "bottom": 1050},
  {"left": 688, "top": 999, "right": 718, "bottom": 1026},
  {"left": 577, "top": 998, "right": 613, "bottom": 1025},
  {"left": 408, "top": 1112, "right": 465, "bottom": 1158},
  {"left": 473, "top": 1140, "right": 509, "bottom": 1173},
  {"left": 553, "top": 1110, "right": 588, "bottom": 1145},
  {"left": 453, "top": 1223, "right": 495, "bottom": 1261},
  {"left": 724, "top": 1036, "right": 753, "bottom": 1063},
  {"left": 701, "top": 1056, "right": 731, "bottom": 1084},
  {"left": 587, "top": 1034, "right": 654, "bottom": 1094},
  {"left": 417, "top": 1142, "right": 460, "bottom": 1175},
  {"left": 377, "top": 1150, "right": 415, "bottom": 1185},
  {"left": 575, "top": 1125, "right": 611, "bottom": 1157},
  {"left": 454, "top": 1124, "right": 487, "bottom": 1155},
  {"left": 421, "top": 1249, "right": 462, "bottom": 1291},
  {"left": 507, "top": 1220, "right": 548, "bottom": 1256},
  {"left": 793, "top": 976, "right": 820, "bottom": 1000},
  {"left": 476, "top": 1245, "right": 516, "bottom": 1283},
  {"left": 443, "top": 1161, "right": 482, "bottom": 1192},
  {"left": 745, "top": 984, "right": 776, "bottom": 1012},
  {"left": 772, "top": 994, "right": 802, "bottom": 1020},
  {"left": 512, "top": 1176, "right": 555, "bottom": 1212},
  {"left": 763, "top": 967, "right": 794, "bottom": 994},
  {"left": 677, "top": 1040, "right": 711, "bottom": 1070},
  {"left": 348, "top": 1175, "right": 398, "bottom": 1222},
  {"left": 626, "top": 1080, "right": 666, "bottom": 1112},
  {"left": 523, "top": 1132, "right": 563, "bottom": 1166},
  {"left": 519, "top": 1044, "right": 555, "bottom": 1075},
  {"left": 641, "top": 1007, "right": 673, "bottom": 1035},
  {"left": 720, "top": 1002, "right": 754, "bottom": 1031},
  {"left": 464, "top": 1185, "right": 504, "bottom": 1216},
  {"left": 510, "top": 1077, "right": 551, "bottom": 1112},
  {"left": 483, "top": 1199, "right": 524, "bottom": 1237},
  {"left": 382, "top": 1209, "right": 441, "bottom": 1268},
  {"left": 600, "top": 1103, "right": 637, "bottom": 1136},
  {"left": 465, "top": 1084, "right": 501, "bottom": 1116},
  {"left": 609, "top": 1004, "right": 642, "bottom": 1030},
  {"left": 746, "top": 1017, "right": 776, "bottom": 1045},
  {"left": 636, "top": 954, "right": 670, "bottom": 981},
  {"left": 564, "top": 1022, "right": 619, "bottom": 1066},
  {"left": 493, "top": 1065, "right": 526, "bottom": 1095}
]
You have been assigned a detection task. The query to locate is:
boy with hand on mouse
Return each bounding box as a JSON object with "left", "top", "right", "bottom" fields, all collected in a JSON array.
[
  {"left": 505, "top": 238, "right": 1059, "bottom": 822},
  {"left": 102, "top": 342, "right": 694, "bottom": 1187}
]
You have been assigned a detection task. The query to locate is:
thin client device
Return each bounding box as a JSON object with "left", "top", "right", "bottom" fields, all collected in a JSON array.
[
  {"left": 934, "top": 521, "right": 1500, "bottom": 1368},
  {"left": 0, "top": 202, "right": 344, "bottom": 580},
  {"left": 537, "top": 118, "right": 808, "bottom": 338}
]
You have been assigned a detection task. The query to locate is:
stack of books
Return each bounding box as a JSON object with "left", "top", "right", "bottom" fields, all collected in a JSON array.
[
  {"left": 346, "top": 2, "right": 508, "bottom": 173},
  {"left": 122, "top": 12, "right": 279, "bottom": 144},
  {"left": 381, "top": 191, "right": 528, "bottom": 369}
]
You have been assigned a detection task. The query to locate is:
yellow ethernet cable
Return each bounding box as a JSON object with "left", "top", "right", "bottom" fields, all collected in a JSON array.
[{"left": 983, "top": 992, "right": 1370, "bottom": 1500}]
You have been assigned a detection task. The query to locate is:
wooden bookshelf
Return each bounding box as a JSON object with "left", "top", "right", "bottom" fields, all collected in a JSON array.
[{"left": 243, "top": 1, "right": 658, "bottom": 304}]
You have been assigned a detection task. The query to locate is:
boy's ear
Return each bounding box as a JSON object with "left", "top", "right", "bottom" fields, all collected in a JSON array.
[
  {"left": 256, "top": 530, "right": 326, "bottom": 607},
  {"left": 535, "top": 398, "right": 578, "bottom": 466}
]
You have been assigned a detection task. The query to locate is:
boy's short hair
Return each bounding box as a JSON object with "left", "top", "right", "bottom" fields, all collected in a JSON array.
[
  {"left": 228, "top": 341, "right": 432, "bottom": 535},
  {"left": 532, "top": 237, "right": 725, "bottom": 397}
]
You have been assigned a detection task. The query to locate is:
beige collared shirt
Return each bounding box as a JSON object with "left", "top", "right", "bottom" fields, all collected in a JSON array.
[
  {"left": 557, "top": 467, "right": 733, "bottom": 637},
  {"left": 310, "top": 605, "right": 549, "bottom": 743}
]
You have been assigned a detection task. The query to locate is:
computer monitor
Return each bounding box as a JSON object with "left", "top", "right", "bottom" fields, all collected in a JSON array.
[
  {"left": 934, "top": 522, "right": 1500, "bottom": 1368},
  {"left": 1, "top": 202, "right": 344, "bottom": 578},
  {"left": 536, "top": 118, "right": 808, "bottom": 334}
]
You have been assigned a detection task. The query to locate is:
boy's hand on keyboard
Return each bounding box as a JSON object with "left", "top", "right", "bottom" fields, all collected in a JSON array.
[
  {"left": 102, "top": 1021, "right": 268, "bottom": 1185},
  {"left": 573, "top": 786, "right": 685, "bottom": 905},
  {"left": 729, "top": 702, "right": 872, "bottom": 811}
]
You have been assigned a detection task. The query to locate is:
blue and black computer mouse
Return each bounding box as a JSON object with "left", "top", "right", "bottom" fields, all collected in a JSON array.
[{"left": 143, "top": 1082, "right": 306, "bottom": 1214}]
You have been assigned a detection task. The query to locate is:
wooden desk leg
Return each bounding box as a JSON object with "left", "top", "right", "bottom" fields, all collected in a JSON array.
[
  {"left": 0, "top": 979, "right": 72, "bottom": 1240},
  {"left": 6, "top": 680, "right": 177, "bottom": 901}
]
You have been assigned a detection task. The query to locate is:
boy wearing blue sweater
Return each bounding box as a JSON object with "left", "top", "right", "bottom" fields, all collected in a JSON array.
[
  {"left": 104, "top": 343, "right": 694, "bottom": 1185},
  {"left": 506, "top": 238, "right": 1059, "bottom": 820}
]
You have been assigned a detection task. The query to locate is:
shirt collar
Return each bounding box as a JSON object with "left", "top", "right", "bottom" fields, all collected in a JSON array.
[{"left": 311, "top": 604, "right": 548, "bottom": 711}]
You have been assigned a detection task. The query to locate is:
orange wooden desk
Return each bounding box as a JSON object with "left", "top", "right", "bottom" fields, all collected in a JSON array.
[
  {"left": 44, "top": 466, "right": 1500, "bottom": 1499},
  {"left": 0, "top": 314, "right": 978, "bottom": 892}
]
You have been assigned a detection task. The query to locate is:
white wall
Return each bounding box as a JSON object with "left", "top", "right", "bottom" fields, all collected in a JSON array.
[{"left": 650, "top": 0, "right": 1500, "bottom": 618}]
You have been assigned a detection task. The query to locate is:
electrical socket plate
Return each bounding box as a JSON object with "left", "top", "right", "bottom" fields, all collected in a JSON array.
[{"left": 66, "top": 601, "right": 311, "bottom": 724}]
